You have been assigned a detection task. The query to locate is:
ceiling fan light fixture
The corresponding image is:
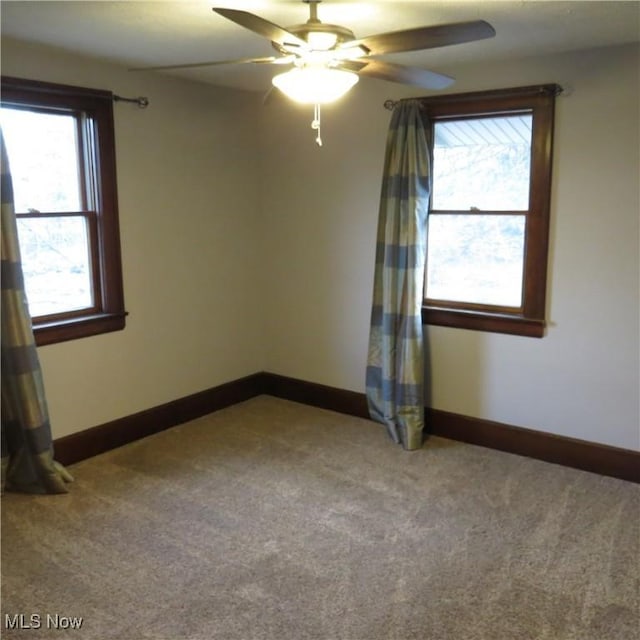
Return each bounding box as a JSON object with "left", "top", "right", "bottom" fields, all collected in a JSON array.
[
  {"left": 272, "top": 66, "right": 359, "bottom": 104},
  {"left": 306, "top": 30, "right": 338, "bottom": 50}
]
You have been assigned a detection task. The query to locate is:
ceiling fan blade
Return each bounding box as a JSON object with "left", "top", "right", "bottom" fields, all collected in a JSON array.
[
  {"left": 213, "top": 8, "right": 309, "bottom": 50},
  {"left": 351, "top": 20, "right": 495, "bottom": 56},
  {"left": 341, "top": 60, "right": 454, "bottom": 90},
  {"left": 130, "top": 56, "right": 293, "bottom": 72}
]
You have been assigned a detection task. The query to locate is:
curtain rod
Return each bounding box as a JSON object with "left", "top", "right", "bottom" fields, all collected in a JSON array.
[
  {"left": 0, "top": 77, "right": 149, "bottom": 108},
  {"left": 383, "top": 84, "right": 564, "bottom": 110},
  {"left": 113, "top": 95, "right": 149, "bottom": 108}
]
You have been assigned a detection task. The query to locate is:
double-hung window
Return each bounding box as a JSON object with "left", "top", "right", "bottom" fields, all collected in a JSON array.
[
  {"left": 421, "top": 85, "right": 558, "bottom": 337},
  {"left": 1, "top": 76, "right": 126, "bottom": 345}
]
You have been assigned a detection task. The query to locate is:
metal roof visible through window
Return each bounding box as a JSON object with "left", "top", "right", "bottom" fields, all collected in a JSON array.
[{"left": 434, "top": 114, "right": 532, "bottom": 147}]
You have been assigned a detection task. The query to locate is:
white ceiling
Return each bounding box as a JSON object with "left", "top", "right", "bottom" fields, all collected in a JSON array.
[{"left": 2, "top": 1, "right": 639, "bottom": 91}]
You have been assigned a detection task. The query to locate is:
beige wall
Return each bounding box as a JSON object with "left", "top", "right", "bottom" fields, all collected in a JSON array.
[
  {"left": 1, "top": 38, "right": 266, "bottom": 438},
  {"left": 2, "top": 38, "right": 638, "bottom": 451},
  {"left": 259, "top": 43, "right": 640, "bottom": 451}
]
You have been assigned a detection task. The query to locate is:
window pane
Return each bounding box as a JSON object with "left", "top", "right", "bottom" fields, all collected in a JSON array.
[
  {"left": 17, "top": 216, "right": 93, "bottom": 317},
  {"left": 426, "top": 215, "right": 525, "bottom": 307},
  {"left": 0, "top": 107, "right": 82, "bottom": 213},
  {"left": 433, "top": 115, "right": 532, "bottom": 211}
]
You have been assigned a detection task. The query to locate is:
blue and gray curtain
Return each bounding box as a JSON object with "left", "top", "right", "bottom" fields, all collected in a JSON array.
[
  {"left": 1, "top": 131, "right": 72, "bottom": 493},
  {"left": 366, "top": 99, "right": 431, "bottom": 450}
]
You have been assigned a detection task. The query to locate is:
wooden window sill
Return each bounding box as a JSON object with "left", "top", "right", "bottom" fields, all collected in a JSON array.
[
  {"left": 422, "top": 306, "right": 545, "bottom": 337},
  {"left": 34, "top": 312, "right": 128, "bottom": 346}
]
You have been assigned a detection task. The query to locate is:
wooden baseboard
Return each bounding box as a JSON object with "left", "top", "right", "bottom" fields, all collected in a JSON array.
[
  {"left": 262, "top": 373, "right": 640, "bottom": 484},
  {"left": 54, "top": 370, "right": 639, "bottom": 483},
  {"left": 426, "top": 408, "right": 640, "bottom": 484},
  {"left": 53, "top": 373, "right": 263, "bottom": 466},
  {"left": 262, "top": 372, "right": 370, "bottom": 419}
]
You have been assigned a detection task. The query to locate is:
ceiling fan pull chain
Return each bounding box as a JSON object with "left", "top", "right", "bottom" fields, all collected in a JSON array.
[{"left": 311, "top": 103, "right": 323, "bottom": 147}]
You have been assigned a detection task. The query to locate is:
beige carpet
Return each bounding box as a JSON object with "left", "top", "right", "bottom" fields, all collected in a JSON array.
[{"left": 2, "top": 396, "right": 639, "bottom": 640}]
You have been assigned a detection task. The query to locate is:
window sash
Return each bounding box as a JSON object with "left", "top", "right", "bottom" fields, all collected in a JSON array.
[
  {"left": 15, "top": 211, "right": 103, "bottom": 321},
  {"left": 425, "top": 212, "right": 527, "bottom": 313},
  {"left": 432, "top": 113, "right": 534, "bottom": 212}
]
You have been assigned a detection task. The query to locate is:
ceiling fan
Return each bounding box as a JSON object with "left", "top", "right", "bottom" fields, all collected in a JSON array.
[{"left": 133, "top": 1, "right": 496, "bottom": 144}]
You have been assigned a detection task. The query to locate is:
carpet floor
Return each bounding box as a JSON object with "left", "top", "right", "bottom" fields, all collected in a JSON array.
[{"left": 2, "top": 396, "right": 639, "bottom": 640}]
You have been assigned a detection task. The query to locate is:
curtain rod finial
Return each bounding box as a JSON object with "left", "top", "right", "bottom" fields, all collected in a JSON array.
[{"left": 113, "top": 95, "right": 149, "bottom": 108}]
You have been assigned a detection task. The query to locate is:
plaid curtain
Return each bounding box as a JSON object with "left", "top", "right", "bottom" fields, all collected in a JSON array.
[
  {"left": 1, "top": 131, "right": 72, "bottom": 493},
  {"left": 366, "top": 100, "right": 431, "bottom": 450}
]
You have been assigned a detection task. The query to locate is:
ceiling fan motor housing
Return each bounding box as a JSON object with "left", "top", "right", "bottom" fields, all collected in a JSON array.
[{"left": 273, "top": 22, "right": 357, "bottom": 54}]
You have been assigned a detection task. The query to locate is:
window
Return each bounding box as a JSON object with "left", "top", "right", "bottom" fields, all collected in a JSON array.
[
  {"left": 1, "top": 76, "right": 126, "bottom": 345},
  {"left": 421, "top": 85, "right": 558, "bottom": 337}
]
